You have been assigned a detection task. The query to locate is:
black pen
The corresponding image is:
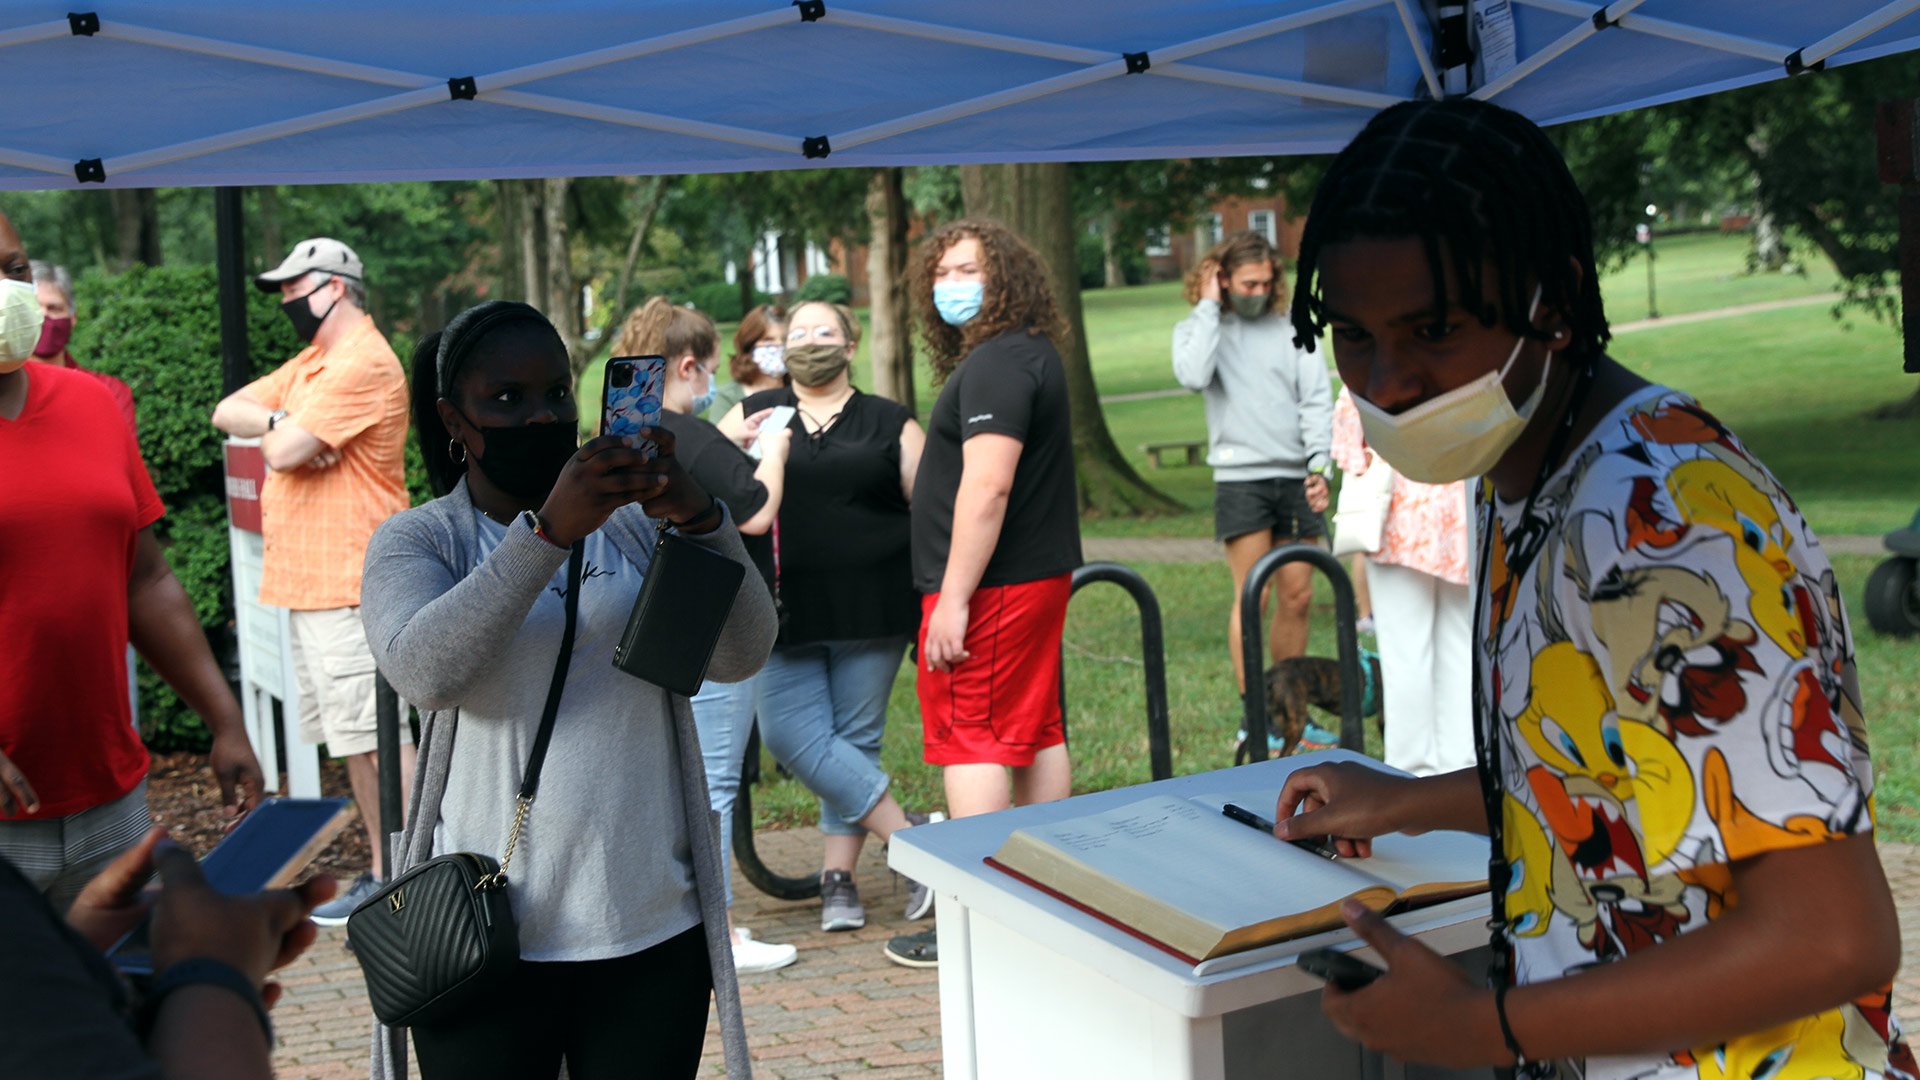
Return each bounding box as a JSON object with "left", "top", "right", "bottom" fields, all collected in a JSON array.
[{"left": 1221, "top": 803, "right": 1341, "bottom": 860}]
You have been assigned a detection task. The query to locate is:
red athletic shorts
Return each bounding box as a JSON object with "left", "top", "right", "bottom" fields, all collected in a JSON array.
[{"left": 917, "top": 573, "right": 1072, "bottom": 767}]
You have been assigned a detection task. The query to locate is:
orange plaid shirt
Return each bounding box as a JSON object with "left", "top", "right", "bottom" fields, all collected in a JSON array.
[{"left": 245, "top": 314, "right": 409, "bottom": 610}]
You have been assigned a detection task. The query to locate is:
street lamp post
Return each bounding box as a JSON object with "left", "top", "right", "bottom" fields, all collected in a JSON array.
[{"left": 1641, "top": 203, "right": 1659, "bottom": 319}]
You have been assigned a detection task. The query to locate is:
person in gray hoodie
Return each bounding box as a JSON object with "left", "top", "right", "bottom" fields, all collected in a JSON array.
[
  {"left": 359, "top": 301, "right": 774, "bottom": 1080},
  {"left": 1172, "top": 230, "right": 1334, "bottom": 694}
]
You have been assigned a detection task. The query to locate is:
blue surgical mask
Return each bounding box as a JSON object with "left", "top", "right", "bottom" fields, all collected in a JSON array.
[
  {"left": 934, "top": 281, "right": 984, "bottom": 326},
  {"left": 690, "top": 376, "right": 717, "bottom": 417}
]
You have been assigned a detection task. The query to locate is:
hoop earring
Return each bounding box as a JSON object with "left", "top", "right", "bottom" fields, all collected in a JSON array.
[{"left": 449, "top": 439, "right": 469, "bottom": 464}]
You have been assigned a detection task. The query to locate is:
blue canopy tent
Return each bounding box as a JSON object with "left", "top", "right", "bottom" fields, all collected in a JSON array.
[{"left": 2, "top": 1, "right": 1917, "bottom": 187}]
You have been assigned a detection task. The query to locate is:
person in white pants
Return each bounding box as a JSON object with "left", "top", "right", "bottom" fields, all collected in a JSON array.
[{"left": 1331, "top": 385, "right": 1472, "bottom": 776}]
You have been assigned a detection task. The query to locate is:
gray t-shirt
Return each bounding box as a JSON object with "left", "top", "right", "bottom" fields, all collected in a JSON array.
[{"left": 433, "top": 514, "right": 698, "bottom": 962}]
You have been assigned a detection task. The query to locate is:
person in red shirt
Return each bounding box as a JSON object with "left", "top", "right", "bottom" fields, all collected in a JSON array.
[
  {"left": 30, "top": 259, "right": 137, "bottom": 437},
  {"left": 0, "top": 212, "right": 264, "bottom": 910}
]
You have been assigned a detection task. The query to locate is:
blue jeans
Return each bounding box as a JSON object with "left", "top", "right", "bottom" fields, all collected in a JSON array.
[
  {"left": 690, "top": 676, "right": 757, "bottom": 907},
  {"left": 755, "top": 637, "right": 909, "bottom": 837}
]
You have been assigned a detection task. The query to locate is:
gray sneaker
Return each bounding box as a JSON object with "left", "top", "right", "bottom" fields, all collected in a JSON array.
[
  {"left": 820, "top": 869, "right": 865, "bottom": 932},
  {"left": 311, "top": 872, "right": 380, "bottom": 927},
  {"left": 897, "top": 811, "right": 945, "bottom": 920}
]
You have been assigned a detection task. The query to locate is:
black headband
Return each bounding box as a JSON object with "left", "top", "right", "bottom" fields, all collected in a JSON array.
[{"left": 434, "top": 300, "right": 554, "bottom": 399}]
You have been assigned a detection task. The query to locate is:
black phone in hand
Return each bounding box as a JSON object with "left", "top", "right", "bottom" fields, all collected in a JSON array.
[{"left": 1298, "top": 947, "right": 1384, "bottom": 990}]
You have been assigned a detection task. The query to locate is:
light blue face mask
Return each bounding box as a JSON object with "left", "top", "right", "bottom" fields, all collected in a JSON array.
[
  {"left": 690, "top": 369, "right": 716, "bottom": 416},
  {"left": 934, "top": 281, "right": 984, "bottom": 326}
]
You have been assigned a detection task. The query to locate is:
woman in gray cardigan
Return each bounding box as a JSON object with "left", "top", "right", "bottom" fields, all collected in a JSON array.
[{"left": 361, "top": 302, "right": 774, "bottom": 1080}]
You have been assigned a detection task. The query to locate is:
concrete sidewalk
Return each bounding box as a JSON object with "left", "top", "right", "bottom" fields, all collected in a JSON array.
[{"left": 269, "top": 834, "right": 1920, "bottom": 1079}]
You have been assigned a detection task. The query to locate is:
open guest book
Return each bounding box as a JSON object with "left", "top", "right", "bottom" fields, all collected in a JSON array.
[{"left": 987, "top": 788, "right": 1488, "bottom": 963}]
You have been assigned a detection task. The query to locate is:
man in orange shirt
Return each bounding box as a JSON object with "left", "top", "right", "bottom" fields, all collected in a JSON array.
[{"left": 212, "top": 238, "right": 414, "bottom": 923}]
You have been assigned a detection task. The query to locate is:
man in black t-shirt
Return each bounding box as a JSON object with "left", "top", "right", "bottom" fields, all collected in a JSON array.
[{"left": 889, "top": 220, "right": 1083, "bottom": 970}]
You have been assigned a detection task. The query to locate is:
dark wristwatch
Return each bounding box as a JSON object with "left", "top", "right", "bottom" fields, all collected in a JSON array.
[
  {"left": 667, "top": 496, "right": 722, "bottom": 532},
  {"left": 138, "top": 958, "right": 273, "bottom": 1047}
]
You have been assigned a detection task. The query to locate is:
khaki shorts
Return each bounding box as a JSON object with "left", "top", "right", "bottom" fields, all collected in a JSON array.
[{"left": 289, "top": 606, "right": 411, "bottom": 759}]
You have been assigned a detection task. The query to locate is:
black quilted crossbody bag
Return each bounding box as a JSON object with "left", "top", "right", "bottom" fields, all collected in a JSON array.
[{"left": 347, "top": 542, "right": 583, "bottom": 1028}]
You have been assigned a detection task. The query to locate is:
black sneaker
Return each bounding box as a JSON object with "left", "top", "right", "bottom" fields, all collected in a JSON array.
[{"left": 884, "top": 926, "right": 938, "bottom": 968}]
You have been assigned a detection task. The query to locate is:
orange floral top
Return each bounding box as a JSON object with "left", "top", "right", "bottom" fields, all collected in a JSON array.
[{"left": 1331, "top": 385, "right": 1470, "bottom": 586}]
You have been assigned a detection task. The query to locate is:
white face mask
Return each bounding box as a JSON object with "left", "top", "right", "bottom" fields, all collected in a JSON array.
[
  {"left": 1351, "top": 286, "right": 1553, "bottom": 484},
  {"left": 752, "top": 342, "right": 786, "bottom": 377},
  {"left": 0, "top": 278, "right": 44, "bottom": 375}
]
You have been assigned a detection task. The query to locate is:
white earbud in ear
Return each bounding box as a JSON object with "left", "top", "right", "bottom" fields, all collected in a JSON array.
[{"left": 1553, "top": 330, "right": 1567, "bottom": 339}]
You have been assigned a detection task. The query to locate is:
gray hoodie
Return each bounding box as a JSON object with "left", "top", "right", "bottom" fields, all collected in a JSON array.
[
  {"left": 360, "top": 479, "right": 774, "bottom": 1080},
  {"left": 1171, "top": 300, "right": 1333, "bottom": 482}
]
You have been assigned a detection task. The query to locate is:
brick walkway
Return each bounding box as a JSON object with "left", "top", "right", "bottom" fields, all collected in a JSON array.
[{"left": 269, "top": 834, "right": 1920, "bottom": 1079}]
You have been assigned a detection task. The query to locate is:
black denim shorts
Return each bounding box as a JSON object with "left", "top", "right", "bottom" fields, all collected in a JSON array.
[{"left": 1213, "top": 477, "right": 1328, "bottom": 543}]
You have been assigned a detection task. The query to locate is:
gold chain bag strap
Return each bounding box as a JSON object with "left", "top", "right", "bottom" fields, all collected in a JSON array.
[{"left": 348, "top": 542, "right": 584, "bottom": 1028}]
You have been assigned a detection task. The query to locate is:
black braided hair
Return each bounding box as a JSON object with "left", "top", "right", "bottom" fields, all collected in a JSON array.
[
  {"left": 1291, "top": 99, "right": 1609, "bottom": 360},
  {"left": 410, "top": 300, "right": 562, "bottom": 497}
]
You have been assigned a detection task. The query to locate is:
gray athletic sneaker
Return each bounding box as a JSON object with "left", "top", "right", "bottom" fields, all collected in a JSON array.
[
  {"left": 897, "top": 811, "right": 945, "bottom": 920},
  {"left": 820, "top": 869, "right": 865, "bottom": 932},
  {"left": 311, "top": 872, "right": 380, "bottom": 927}
]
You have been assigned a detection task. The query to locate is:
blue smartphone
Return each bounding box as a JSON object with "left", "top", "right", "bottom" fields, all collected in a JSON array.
[
  {"left": 602, "top": 355, "right": 665, "bottom": 460},
  {"left": 108, "top": 796, "right": 353, "bottom": 975}
]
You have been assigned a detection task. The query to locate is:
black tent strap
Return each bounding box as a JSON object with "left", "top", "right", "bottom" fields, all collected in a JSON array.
[
  {"left": 68, "top": 12, "right": 99, "bottom": 36},
  {"left": 74, "top": 158, "right": 105, "bottom": 183},
  {"left": 1591, "top": 9, "right": 1619, "bottom": 31},
  {"left": 802, "top": 134, "right": 831, "bottom": 158},
  {"left": 1437, "top": 4, "right": 1473, "bottom": 69},
  {"left": 1124, "top": 51, "right": 1151, "bottom": 74},
  {"left": 794, "top": 0, "right": 825, "bottom": 22},
  {"left": 448, "top": 75, "right": 478, "bottom": 100}
]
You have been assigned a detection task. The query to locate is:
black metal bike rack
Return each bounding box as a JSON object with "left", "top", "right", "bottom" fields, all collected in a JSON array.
[
  {"left": 729, "top": 559, "right": 1175, "bottom": 900},
  {"left": 375, "top": 672, "right": 405, "bottom": 866},
  {"left": 1237, "top": 543, "right": 1367, "bottom": 760}
]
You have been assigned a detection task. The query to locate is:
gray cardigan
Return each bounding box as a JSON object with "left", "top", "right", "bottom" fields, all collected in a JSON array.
[
  {"left": 1171, "top": 301, "right": 1333, "bottom": 481},
  {"left": 360, "top": 479, "right": 774, "bottom": 1080}
]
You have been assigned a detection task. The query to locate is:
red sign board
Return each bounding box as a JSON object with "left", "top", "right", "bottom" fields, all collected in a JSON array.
[{"left": 225, "top": 441, "right": 265, "bottom": 534}]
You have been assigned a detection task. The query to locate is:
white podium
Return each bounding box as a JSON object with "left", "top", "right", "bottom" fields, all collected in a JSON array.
[{"left": 888, "top": 751, "right": 1497, "bottom": 1080}]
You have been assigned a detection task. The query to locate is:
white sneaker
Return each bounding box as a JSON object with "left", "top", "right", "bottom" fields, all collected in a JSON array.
[{"left": 732, "top": 927, "right": 798, "bottom": 974}]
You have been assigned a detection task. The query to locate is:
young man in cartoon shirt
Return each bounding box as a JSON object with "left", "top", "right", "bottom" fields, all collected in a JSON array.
[{"left": 1274, "top": 99, "right": 1911, "bottom": 1080}]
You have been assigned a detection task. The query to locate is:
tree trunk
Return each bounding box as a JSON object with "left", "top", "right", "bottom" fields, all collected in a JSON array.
[
  {"left": 1752, "top": 205, "right": 1786, "bottom": 272},
  {"left": 1192, "top": 220, "right": 1213, "bottom": 269},
  {"left": 495, "top": 179, "right": 525, "bottom": 303},
  {"left": 865, "top": 168, "right": 916, "bottom": 412},
  {"left": 600, "top": 176, "right": 671, "bottom": 340},
  {"left": 1102, "top": 214, "right": 1126, "bottom": 289},
  {"left": 109, "top": 188, "right": 161, "bottom": 269},
  {"left": 738, "top": 244, "right": 757, "bottom": 321},
  {"left": 542, "top": 177, "right": 585, "bottom": 372},
  {"left": 960, "top": 163, "right": 1181, "bottom": 517}
]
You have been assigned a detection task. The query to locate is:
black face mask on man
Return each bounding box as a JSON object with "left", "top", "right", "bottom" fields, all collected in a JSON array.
[
  {"left": 281, "top": 279, "right": 339, "bottom": 343},
  {"left": 463, "top": 416, "right": 579, "bottom": 501}
]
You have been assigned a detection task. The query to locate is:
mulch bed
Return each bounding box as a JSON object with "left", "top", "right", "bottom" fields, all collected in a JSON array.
[{"left": 144, "top": 751, "right": 371, "bottom": 884}]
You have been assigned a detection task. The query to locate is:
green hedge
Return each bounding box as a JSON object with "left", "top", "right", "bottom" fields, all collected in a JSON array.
[
  {"left": 73, "top": 265, "right": 306, "bottom": 750},
  {"left": 793, "top": 273, "right": 851, "bottom": 305}
]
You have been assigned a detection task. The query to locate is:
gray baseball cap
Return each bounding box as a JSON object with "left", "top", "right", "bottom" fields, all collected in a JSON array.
[{"left": 255, "top": 237, "right": 364, "bottom": 292}]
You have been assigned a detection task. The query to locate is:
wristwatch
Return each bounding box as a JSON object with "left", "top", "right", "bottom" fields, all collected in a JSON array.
[
  {"left": 267, "top": 409, "right": 289, "bottom": 432},
  {"left": 137, "top": 958, "right": 273, "bottom": 1047}
]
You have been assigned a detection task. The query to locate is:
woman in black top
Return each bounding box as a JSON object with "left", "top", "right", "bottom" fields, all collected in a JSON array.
[{"left": 728, "top": 300, "right": 940, "bottom": 934}]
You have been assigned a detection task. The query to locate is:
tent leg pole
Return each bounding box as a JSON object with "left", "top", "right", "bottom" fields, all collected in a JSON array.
[{"left": 215, "top": 187, "right": 250, "bottom": 396}]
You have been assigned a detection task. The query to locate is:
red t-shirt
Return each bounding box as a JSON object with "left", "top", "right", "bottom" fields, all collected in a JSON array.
[{"left": 0, "top": 364, "right": 162, "bottom": 819}]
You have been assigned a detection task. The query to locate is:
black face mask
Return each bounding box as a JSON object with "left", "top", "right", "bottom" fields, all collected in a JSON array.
[
  {"left": 465, "top": 418, "right": 579, "bottom": 501},
  {"left": 281, "top": 285, "right": 338, "bottom": 343}
]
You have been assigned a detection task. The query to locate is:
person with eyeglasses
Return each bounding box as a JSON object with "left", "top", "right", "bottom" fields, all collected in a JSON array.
[{"left": 718, "top": 300, "right": 944, "bottom": 937}]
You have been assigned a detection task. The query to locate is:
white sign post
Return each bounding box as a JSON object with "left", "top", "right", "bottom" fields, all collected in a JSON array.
[{"left": 225, "top": 438, "right": 321, "bottom": 797}]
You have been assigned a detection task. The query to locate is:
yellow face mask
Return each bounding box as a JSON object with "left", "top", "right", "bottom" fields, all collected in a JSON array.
[
  {"left": 0, "top": 278, "right": 44, "bottom": 375},
  {"left": 1352, "top": 285, "right": 1552, "bottom": 484}
]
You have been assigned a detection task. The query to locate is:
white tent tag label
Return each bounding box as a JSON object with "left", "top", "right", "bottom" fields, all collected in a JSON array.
[{"left": 1474, "top": 0, "right": 1518, "bottom": 82}]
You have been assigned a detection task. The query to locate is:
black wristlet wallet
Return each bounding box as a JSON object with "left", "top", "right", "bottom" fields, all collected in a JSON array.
[{"left": 613, "top": 527, "right": 745, "bottom": 696}]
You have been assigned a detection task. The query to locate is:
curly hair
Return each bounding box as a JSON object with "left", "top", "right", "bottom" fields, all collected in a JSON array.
[
  {"left": 1183, "top": 230, "right": 1288, "bottom": 316},
  {"left": 729, "top": 302, "right": 787, "bottom": 385},
  {"left": 913, "top": 218, "right": 1066, "bottom": 383},
  {"left": 613, "top": 296, "right": 717, "bottom": 362}
]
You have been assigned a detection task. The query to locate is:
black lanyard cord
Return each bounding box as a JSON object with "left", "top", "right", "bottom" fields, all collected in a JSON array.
[{"left": 1469, "top": 358, "right": 1598, "bottom": 994}]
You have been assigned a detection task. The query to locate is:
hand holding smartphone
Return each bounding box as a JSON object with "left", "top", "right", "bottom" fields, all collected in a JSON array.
[
  {"left": 109, "top": 797, "right": 352, "bottom": 974},
  {"left": 602, "top": 355, "right": 666, "bottom": 460},
  {"left": 748, "top": 405, "right": 797, "bottom": 460},
  {"left": 1298, "top": 947, "right": 1384, "bottom": 990}
]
